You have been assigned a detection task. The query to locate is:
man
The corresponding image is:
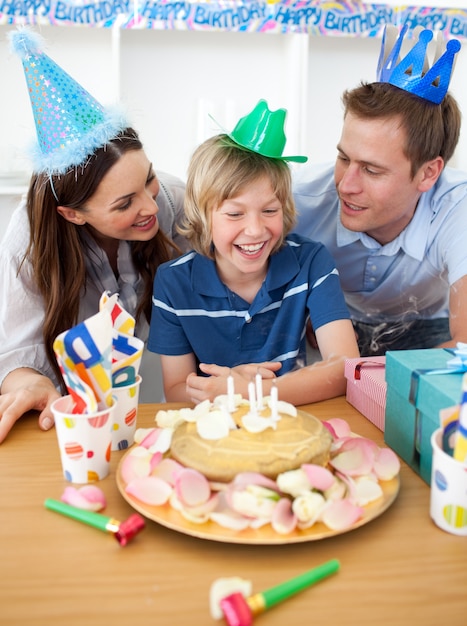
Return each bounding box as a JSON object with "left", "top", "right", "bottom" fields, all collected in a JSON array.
[{"left": 293, "top": 25, "right": 467, "bottom": 355}]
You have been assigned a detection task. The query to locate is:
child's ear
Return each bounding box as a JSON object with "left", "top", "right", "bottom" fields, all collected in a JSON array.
[{"left": 56, "top": 206, "right": 86, "bottom": 225}]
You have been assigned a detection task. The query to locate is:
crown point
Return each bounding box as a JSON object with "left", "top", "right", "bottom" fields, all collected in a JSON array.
[
  {"left": 419, "top": 30, "right": 433, "bottom": 45},
  {"left": 447, "top": 39, "right": 462, "bottom": 54},
  {"left": 376, "top": 24, "right": 461, "bottom": 105}
]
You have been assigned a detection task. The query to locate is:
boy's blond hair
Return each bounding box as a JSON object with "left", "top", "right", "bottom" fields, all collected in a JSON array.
[{"left": 179, "top": 134, "right": 296, "bottom": 257}]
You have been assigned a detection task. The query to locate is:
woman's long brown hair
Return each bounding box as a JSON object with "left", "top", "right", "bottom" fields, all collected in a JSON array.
[{"left": 24, "top": 128, "right": 179, "bottom": 389}]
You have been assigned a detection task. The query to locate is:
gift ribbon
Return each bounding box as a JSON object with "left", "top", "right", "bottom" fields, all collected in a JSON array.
[{"left": 353, "top": 360, "right": 385, "bottom": 381}]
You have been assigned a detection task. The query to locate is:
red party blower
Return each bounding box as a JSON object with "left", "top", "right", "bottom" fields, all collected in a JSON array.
[
  {"left": 44, "top": 498, "right": 145, "bottom": 545},
  {"left": 220, "top": 558, "right": 340, "bottom": 626}
]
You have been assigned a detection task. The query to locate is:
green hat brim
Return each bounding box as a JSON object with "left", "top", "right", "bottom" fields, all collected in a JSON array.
[{"left": 209, "top": 112, "right": 308, "bottom": 164}]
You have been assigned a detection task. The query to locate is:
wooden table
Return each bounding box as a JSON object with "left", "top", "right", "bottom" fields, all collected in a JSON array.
[{"left": 1, "top": 398, "right": 466, "bottom": 626}]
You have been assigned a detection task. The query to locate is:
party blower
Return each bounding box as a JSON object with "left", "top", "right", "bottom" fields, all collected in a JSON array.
[
  {"left": 220, "top": 558, "right": 340, "bottom": 626},
  {"left": 44, "top": 498, "right": 145, "bottom": 546}
]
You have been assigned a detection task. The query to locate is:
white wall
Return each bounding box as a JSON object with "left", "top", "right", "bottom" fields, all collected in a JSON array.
[
  {"left": 119, "top": 28, "right": 301, "bottom": 181},
  {"left": 1, "top": 24, "right": 467, "bottom": 224}
]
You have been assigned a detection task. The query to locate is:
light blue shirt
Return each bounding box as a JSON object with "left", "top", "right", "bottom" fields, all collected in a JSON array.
[{"left": 292, "top": 163, "right": 467, "bottom": 324}]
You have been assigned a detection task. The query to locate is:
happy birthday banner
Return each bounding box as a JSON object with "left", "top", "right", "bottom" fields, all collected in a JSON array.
[{"left": 2, "top": 1, "right": 467, "bottom": 40}]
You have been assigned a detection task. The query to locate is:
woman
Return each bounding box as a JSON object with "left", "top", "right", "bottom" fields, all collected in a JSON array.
[{"left": 0, "top": 29, "right": 186, "bottom": 442}]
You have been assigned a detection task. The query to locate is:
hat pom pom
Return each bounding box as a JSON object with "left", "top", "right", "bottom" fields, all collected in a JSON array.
[{"left": 8, "top": 27, "right": 45, "bottom": 60}]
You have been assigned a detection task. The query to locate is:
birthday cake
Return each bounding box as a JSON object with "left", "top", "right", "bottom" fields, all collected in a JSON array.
[
  {"left": 119, "top": 382, "right": 401, "bottom": 536},
  {"left": 167, "top": 397, "right": 332, "bottom": 482}
]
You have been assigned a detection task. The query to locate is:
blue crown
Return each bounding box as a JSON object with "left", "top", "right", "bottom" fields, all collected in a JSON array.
[{"left": 376, "top": 24, "right": 461, "bottom": 104}]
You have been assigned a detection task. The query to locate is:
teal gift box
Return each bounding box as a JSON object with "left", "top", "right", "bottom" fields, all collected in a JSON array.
[{"left": 384, "top": 349, "right": 463, "bottom": 485}]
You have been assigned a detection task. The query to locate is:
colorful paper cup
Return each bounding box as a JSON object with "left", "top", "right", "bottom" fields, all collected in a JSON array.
[
  {"left": 52, "top": 395, "right": 116, "bottom": 484},
  {"left": 430, "top": 428, "right": 467, "bottom": 536},
  {"left": 111, "top": 375, "right": 142, "bottom": 451}
]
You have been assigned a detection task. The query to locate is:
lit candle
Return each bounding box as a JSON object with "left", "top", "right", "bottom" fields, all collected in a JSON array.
[
  {"left": 227, "top": 375, "right": 235, "bottom": 412},
  {"left": 255, "top": 372, "right": 263, "bottom": 411},
  {"left": 248, "top": 381, "right": 257, "bottom": 416},
  {"left": 271, "top": 382, "right": 279, "bottom": 420}
]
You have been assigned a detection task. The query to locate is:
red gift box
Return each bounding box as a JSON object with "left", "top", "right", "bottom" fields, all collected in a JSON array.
[{"left": 345, "top": 357, "right": 387, "bottom": 431}]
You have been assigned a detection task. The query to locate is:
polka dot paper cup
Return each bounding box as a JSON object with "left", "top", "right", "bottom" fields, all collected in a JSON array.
[
  {"left": 111, "top": 375, "right": 142, "bottom": 451},
  {"left": 52, "top": 395, "right": 116, "bottom": 484},
  {"left": 430, "top": 428, "right": 467, "bottom": 535}
]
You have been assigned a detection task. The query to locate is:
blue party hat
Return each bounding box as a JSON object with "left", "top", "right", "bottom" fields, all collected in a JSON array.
[
  {"left": 9, "top": 27, "right": 128, "bottom": 174},
  {"left": 376, "top": 24, "right": 461, "bottom": 104}
]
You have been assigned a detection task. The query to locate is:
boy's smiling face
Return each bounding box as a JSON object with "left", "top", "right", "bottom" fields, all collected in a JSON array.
[{"left": 211, "top": 174, "right": 284, "bottom": 289}]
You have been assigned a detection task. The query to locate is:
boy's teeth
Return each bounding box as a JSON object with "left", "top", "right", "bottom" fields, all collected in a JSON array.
[{"left": 238, "top": 243, "right": 263, "bottom": 252}]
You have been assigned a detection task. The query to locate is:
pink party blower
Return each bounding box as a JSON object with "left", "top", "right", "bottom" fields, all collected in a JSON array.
[
  {"left": 220, "top": 558, "right": 340, "bottom": 626},
  {"left": 44, "top": 498, "right": 145, "bottom": 546}
]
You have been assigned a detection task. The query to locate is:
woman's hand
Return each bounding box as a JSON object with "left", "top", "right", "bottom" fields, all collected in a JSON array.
[{"left": 0, "top": 369, "right": 60, "bottom": 443}]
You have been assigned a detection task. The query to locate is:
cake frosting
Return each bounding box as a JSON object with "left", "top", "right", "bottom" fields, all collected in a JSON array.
[{"left": 167, "top": 397, "right": 332, "bottom": 482}]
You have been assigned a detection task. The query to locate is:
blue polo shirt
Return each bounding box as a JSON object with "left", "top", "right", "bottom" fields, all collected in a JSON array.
[{"left": 148, "top": 233, "right": 350, "bottom": 374}]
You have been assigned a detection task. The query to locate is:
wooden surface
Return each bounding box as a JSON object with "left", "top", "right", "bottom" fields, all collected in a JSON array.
[{"left": 1, "top": 398, "right": 467, "bottom": 626}]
